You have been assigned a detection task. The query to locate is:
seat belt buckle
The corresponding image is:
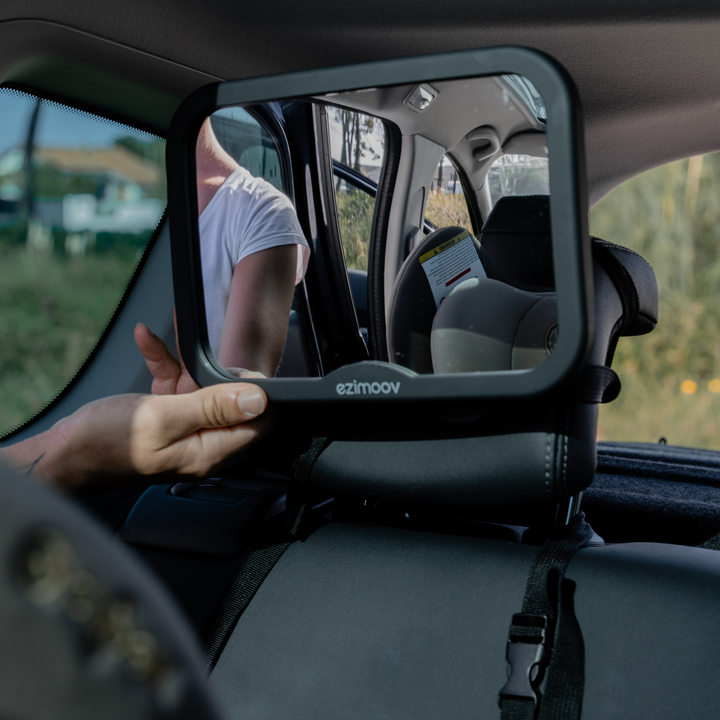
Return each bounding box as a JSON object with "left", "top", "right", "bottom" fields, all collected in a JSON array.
[{"left": 498, "top": 613, "right": 551, "bottom": 707}]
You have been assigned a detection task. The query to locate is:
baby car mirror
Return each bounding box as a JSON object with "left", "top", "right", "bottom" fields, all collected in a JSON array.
[{"left": 167, "top": 47, "right": 592, "bottom": 406}]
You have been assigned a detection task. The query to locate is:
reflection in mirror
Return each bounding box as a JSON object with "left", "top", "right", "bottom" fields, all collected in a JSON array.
[
  {"left": 195, "top": 73, "right": 557, "bottom": 380},
  {"left": 197, "top": 108, "right": 309, "bottom": 378}
]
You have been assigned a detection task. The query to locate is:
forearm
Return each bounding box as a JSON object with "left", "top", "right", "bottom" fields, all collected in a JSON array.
[{"left": 2, "top": 385, "right": 271, "bottom": 496}]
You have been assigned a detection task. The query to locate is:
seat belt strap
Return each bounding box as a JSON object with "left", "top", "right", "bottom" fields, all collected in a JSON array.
[
  {"left": 198, "top": 437, "right": 331, "bottom": 672},
  {"left": 561, "top": 365, "right": 621, "bottom": 404},
  {"left": 499, "top": 512, "right": 595, "bottom": 720},
  {"left": 288, "top": 436, "right": 330, "bottom": 537},
  {"left": 197, "top": 536, "right": 290, "bottom": 673}
]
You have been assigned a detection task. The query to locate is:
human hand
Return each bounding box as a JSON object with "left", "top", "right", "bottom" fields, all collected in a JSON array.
[
  {"left": 134, "top": 319, "right": 199, "bottom": 395},
  {"left": 134, "top": 320, "right": 265, "bottom": 396},
  {"left": 3, "top": 382, "right": 272, "bottom": 495}
]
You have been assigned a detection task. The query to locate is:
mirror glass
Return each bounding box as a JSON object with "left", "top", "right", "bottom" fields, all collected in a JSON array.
[{"left": 194, "top": 74, "right": 556, "bottom": 379}]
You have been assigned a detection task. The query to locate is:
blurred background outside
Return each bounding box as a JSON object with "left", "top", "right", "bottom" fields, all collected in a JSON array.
[
  {"left": 590, "top": 154, "right": 720, "bottom": 449},
  {"left": 0, "top": 89, "right": 166, "bottom": 437}
]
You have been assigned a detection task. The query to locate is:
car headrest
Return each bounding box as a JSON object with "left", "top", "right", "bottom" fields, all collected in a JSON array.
[
  {"left": 479, "top": 194, "right": 554, "bottom": 287},
  {"left": 304, "top": 196, "right": 659, "bottom": 528}
]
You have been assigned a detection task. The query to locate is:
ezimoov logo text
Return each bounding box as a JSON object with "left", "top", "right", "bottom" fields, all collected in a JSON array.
[{"left": 336, "top": 380, "right": 400, "bottom": 396}]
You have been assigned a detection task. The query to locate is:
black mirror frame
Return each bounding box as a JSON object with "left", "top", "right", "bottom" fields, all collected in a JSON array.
[{"left": 167, "top": 46, "right": 592, "bottom": 406}]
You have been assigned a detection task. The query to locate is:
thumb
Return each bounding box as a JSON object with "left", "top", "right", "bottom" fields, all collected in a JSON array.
[{"left": 160, "top": 382, "right": 269, "bottom": 439}]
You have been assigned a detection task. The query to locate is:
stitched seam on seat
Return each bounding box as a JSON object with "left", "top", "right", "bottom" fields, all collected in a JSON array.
[
  {"left": 562, "top": 407, "right": 570, "bottom": 499},
  {"left": 510, "top": 295, "right": 549, "bottom": 369},
  {"left": 545, "top": 408, "right": 554, "bottom": 497},
  {"left": 591, "top": 235, "right": 644, "bottom": 260}
]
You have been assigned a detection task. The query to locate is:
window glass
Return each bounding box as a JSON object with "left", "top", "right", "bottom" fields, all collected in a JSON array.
[
  {"left": 425, "top": 155, "right": 472, "bottom": 230},
  {"left": 502, "top": 75, "right": 547, "bottom": 122},
  {"left": 591, "top": 153, "right": 720, "bottom": 450},
  {"left": 0, "top": 88, "right": 166, "bottom": 437},
  {"left": 488, "top": 153, "right": 549, "bottom": 206},
  {"left": 209, "top": 107, "right": 282, "bottom": 189},
  {"left": 328, "top": 109, "right": 385, "bottom": 271}
]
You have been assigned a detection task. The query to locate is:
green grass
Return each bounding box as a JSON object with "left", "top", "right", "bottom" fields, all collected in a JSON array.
[
  {"left": 336, "top": 188, "right": 375, "bottom": 271},
  {"left": 425, "top": 192, "right": 472, "bottom": 230},
  {"left": 0, "top": 246, "right": 140, "bottom": 436}
]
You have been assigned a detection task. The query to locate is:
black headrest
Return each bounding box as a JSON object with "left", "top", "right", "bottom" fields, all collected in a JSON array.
[{"left": 480, "top": 194, "right": 554, "bottom": 287}]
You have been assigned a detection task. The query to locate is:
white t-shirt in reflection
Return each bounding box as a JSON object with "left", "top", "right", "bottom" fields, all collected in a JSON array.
[{"left": 199, "top": 166, "right": 310, "bottom": 359}]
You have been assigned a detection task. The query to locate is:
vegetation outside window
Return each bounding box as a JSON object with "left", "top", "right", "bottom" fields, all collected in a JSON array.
[
  {"left": 591, "top": 152, "right": 720, "bottom": 450},
  {"left": 0, "top": 88, "right": 167, "bottom": 437},
  {"left": 425, "top": 155, "right": 472, "bottom": 231},
  {"left": 328, "top": 108, "right": 385, "bottom": 272}
]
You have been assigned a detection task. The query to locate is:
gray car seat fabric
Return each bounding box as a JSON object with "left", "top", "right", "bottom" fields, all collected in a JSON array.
[
  {"left": 387, "top": 227, "right": 552, "bottom": 373},
  {"left": 431, "top": 278, "right": 557, "bottom": 373},
  {"left": 387, "top": 225, "right": 549, "bottom": 374},
  {"left": 210, "top": 521, "right": 720, "bottom": 720},
  {"left": 0, "top": 464, "right": 224, "bottom": 720}
]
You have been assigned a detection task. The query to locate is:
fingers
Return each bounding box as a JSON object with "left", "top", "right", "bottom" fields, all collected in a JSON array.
[
  {"left": 134, "top": 323, "right": 181, "bottom": 395},
  {"left": 158, "top": 382, "right": 269, "bottom": 441}
]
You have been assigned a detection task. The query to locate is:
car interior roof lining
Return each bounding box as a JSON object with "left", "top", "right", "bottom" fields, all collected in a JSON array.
[{"left": 1, "top": 9, "right": 720, "bottom": 203}]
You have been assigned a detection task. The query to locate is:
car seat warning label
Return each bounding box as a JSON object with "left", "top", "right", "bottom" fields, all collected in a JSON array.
[{"left": 419, "top": 230, "right": 486, "bottom": 308}]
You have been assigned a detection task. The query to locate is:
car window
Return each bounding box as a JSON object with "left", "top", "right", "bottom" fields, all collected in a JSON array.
[
  {"left": 328, "top": 108, "right": 385, "bottom": 271},
  {"left": 425, "top": 154, "right": 473, "bottom": 230},
  {"left": 590, "top": 152, "right": 720, "bottom": 450},
  {"left": 488, "top": 153, "right": 549, "bottom": 206},
  {"left": 0, "top": 88, "right": 166, "bottom": 437},
  {"left": 209, "top": 107, "right": 283, "bottom": 190}
]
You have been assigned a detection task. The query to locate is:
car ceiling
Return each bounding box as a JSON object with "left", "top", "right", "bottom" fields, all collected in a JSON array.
[
  {"left": 0, "top": 3, "right": 719, "bottom": 205},
  {"left": 324, "top": 77, "right": 542, "bottom": 154}
]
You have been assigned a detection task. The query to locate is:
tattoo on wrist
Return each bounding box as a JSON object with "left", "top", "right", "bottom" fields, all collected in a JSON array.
[{"left": 21, "top": 453, "right": 46, "bottom": 478}]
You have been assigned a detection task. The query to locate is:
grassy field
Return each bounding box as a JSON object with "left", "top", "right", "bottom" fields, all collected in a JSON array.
[
  {"left": 336, "top": 188, "right": 374, "bottom": 271},
  {"left": 0, "top": 245, "right": 141, "bottom": 436},
  {"left": 425, "top": 193, "right": 472, "bottom": 230}
]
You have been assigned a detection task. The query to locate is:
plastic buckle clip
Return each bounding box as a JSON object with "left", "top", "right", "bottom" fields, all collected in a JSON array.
[{"left": 498, "top": 613, "right": 551, "bottom": 707}]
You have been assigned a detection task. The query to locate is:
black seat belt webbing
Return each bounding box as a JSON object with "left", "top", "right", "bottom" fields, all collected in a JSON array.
[
  {"left": 561, "top": 365, "right": 621, "bottom": 404},
  {"left": 197, "top": 537, "right": 290, "bottom": 673},
  {"left": 499, "top": 512, "right": 595, "bottom": 720},
  {"left": 289, "top": 436, "right": 330, "bottom": 537},
  {"left": 197, "top": 436, "right": 331, "bottom": 673}
]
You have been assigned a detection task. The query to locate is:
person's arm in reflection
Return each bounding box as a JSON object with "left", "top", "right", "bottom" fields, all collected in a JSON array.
[
  {"left": 218, "top": 245, "right": 298, "bottom": 376},
  {"left": 1, "top": 379, "right": 271, "bottom": 495},
  {"left": 196, "top": 117, "right": 309, "bottom": 377}
]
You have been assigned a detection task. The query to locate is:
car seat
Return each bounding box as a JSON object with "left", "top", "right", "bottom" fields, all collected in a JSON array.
[{"left": 105, "top": 195, "right": 720, "bottom": 720}]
